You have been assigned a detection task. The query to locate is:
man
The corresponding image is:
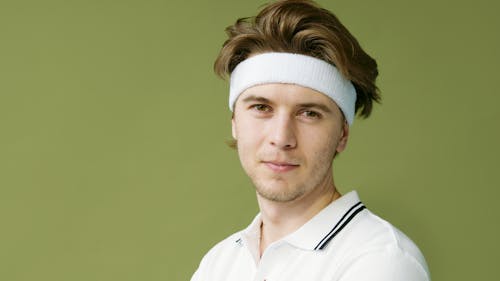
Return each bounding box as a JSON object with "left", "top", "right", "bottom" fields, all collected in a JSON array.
[{"left": 191, "top": 0, "right": 430, "bottom": 280}]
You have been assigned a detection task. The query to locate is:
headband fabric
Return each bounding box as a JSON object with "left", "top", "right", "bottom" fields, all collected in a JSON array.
[{"left": 229, "top": 52, "right": 357, "bottom": 125}]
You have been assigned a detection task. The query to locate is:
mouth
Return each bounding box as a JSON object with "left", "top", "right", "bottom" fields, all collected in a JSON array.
[{"left": 262, "top": 161, "right": 300, "bottom": 173}]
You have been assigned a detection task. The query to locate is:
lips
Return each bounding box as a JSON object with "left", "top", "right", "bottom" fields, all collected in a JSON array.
[{"left": 262, "top": 161, "right": 300, "bottom": 173}]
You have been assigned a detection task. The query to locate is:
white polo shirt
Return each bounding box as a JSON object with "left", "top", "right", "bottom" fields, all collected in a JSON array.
[{"left": 191, "top": 191, "right": 430, "bottom": 281}]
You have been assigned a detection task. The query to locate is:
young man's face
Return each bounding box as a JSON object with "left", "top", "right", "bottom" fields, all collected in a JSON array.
[{"left": 232, "top": 83, "right": 349, "bottom": 203}]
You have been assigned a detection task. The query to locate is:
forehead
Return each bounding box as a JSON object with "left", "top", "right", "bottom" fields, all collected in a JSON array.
[{"left": 237, "top": 83, "right": 340, "bottom": 110}]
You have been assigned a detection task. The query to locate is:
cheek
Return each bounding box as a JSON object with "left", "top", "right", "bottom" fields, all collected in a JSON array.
[
  {"left": 301, "top": 127, "right": 339, "bottom": 157},
  {"left": 236, "top": 137, "right": 260, "bottom": 177},
  {"left": 236, "top": 132, "right": 262, "bottom": 158},
  {"left": 234, "top": 122, "right": 259, "bottom": 158},
  {"left": 234, "top": 116, "right": 266, "bottom": 144}
]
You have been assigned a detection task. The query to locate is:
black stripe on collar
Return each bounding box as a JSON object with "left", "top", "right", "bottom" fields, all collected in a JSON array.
[{"left": 314, "top": 202, "right": 366, "bottom": 250}]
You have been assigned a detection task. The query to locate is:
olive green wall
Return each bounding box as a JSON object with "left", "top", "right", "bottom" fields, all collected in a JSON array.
[{"left": 1, "top": 0, "right": 498, "bottom": 280}]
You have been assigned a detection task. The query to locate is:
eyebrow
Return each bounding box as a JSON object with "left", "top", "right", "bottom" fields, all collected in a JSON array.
[
  {"left": 241, "top": 95, "right": 272, "bottom": 104},
  {"left": 241, "top": 95, "right": 333, "bottom": 113},
  {"left": 297, "top": 103, "right": 332, "bottom": 113}
]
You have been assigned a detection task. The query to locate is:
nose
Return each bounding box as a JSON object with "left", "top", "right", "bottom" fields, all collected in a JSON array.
[{"left": 268, "top": 114, "right": 297, "bottom": 150}]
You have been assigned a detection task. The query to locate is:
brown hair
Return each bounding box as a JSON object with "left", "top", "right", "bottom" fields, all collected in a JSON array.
[{"left": 214, "top": 0, "right": 380, "bottom": 118}]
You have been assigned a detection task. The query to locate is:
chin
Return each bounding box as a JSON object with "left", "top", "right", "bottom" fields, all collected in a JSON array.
[
  {"left": 257, "top": 189, "right": 305, "bottom": 203},
  {"left": 254, "top": 180, "right": 305, "bottom": 202}
]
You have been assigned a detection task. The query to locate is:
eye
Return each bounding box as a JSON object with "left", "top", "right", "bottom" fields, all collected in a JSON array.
[
  {"left": 250, "top": 104, "right": 272, "bottom": 112},
  {"left": 300, "top": 110, "right": 321, "bottom": 119}
]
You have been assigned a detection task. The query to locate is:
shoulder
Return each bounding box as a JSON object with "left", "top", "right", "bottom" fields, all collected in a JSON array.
[
  {"left": 190, "top": 231, "right": 243, "bottom": 281},
  {"left": 334, "top": 209, "right": 430, "bottom": 281},
  {"left": 339, "top": 245, "right": 431, "bottom": 281},
  {"left": 199, "top": 232, "right": 242, "bottom": 264}
]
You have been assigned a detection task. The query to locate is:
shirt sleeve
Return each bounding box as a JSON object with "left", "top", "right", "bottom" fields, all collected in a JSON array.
[
  {"left": 189, "top": 242, "right": 220, "bottom": 281},
  {"left": 190, "top": 253, "right": 209, "bottom": 281},
  {"left": 338, "top": 247, "right": 430, "bottom": 281},
  {"left": 190, "top": 268, "right": 200, "bottom": 281}
]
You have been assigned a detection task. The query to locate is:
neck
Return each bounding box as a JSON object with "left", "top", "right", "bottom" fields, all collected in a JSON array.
[{"left": 257, "top": 174, "right": 341, "bottom": 256}]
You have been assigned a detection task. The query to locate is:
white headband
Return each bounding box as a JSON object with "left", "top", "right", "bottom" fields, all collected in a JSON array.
[{"left": 229, "top": 52, "right": 357, "bottom": 125}]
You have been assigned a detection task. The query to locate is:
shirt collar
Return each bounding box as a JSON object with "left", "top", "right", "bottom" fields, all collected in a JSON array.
[
  {"left": 284, "top": 190, "right": 365, "bottom": 251},
  {"left": 239, "top": 212, "right": 263, "bottom": 264},
  {"left": 236, "top": 190, "right": 365, "bottom": 254}
]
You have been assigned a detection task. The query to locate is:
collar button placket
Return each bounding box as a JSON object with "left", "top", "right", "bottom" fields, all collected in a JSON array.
[{"left": 255, "top": 244, "right": 284, "bottom": 281}]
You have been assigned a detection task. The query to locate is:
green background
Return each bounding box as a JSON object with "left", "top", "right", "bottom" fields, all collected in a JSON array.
[{"left": 1, "top": 0, "right": 498, "bottom": 280}]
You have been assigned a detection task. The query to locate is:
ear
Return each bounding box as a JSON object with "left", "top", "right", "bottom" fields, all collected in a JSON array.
[
  {"left": 231, "top": 117, "right": 237, "bottom": 140},
  {"left": 335, "top": 121, "right": 349, "bottom": 153}
]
